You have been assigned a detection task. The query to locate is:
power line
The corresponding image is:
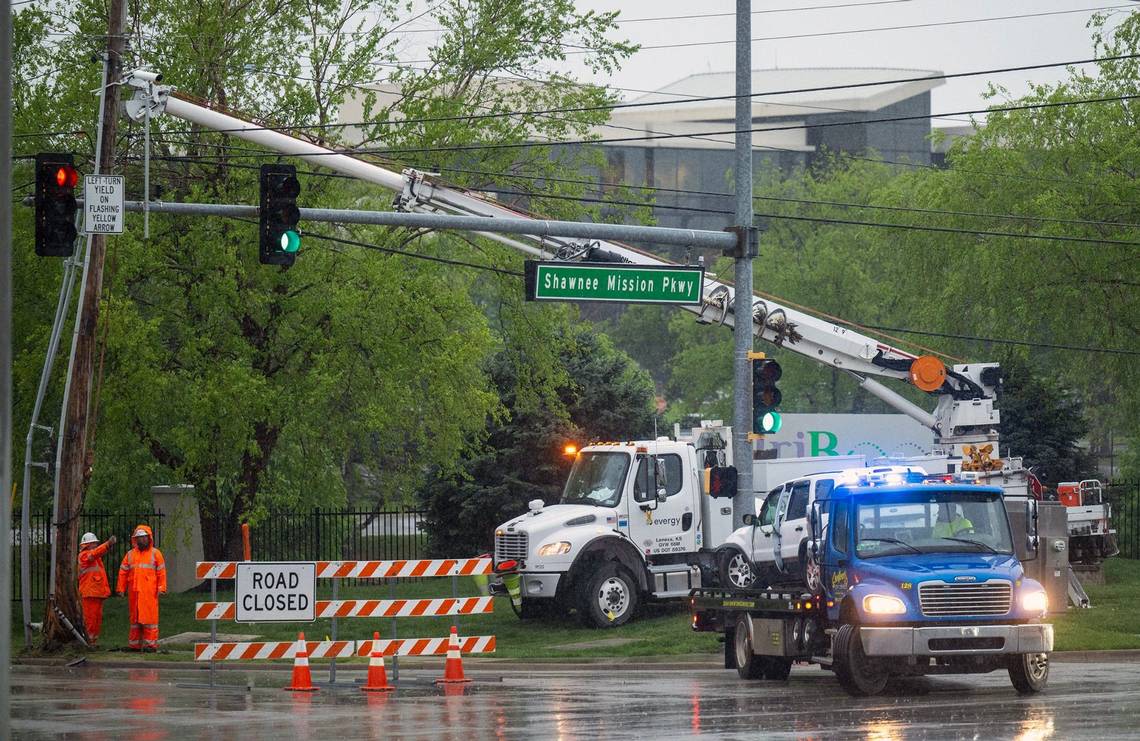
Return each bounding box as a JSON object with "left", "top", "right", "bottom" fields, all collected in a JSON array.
[
  {"left": 147, "top": 91, "right": 1139, "bottom": 160},
  {"left": 383, "top": 4, "right": 1138, "bottom": 63},
  {"left": 125, "top": 143, "right": 1139, "bottom": 233},
  {"left": 569, "top": 4, "right": 1140, "bottom": 55},
  {"left": 861, "top": 325, "right": 1140, "bottom": 356},
  {"left": 146, "top": 54, "right": 1136, "bottom": 138},
  {"left": 618, "top": 0, "right": 916, "bottom": 24},
  {"left": 124, "top": 136, "right": 1140, "bottom": 235},
  {"left": 303, "top": 231, "right": 524, "bottom": 276},
  {"left": 125, "top": 152, "right": 1140, "bottom": 247}
]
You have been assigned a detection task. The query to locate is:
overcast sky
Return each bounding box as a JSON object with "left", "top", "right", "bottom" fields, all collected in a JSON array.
[{"left": 559, "top": 0, "right": 1135, "bottom": 124}]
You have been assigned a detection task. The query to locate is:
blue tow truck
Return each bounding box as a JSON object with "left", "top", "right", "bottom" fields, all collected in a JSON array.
[{"left": 691, "top": 472, "right": 1053, "bottom": 696}]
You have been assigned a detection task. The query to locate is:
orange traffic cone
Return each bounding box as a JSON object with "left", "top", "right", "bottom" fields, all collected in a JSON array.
[
  {"left": 285, "top": 632, "right": 318, "bottom": 692},
  {"left": 435, "top": 625, "right": 472, "bottom": 685},
  {"left": 362, "top": 632, "right": 394, "bottom": 692}
]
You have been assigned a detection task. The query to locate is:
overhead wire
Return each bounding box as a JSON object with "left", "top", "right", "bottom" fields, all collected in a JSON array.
[{"left": 144, "top": 54, "right": 1139, "bottom": 137}]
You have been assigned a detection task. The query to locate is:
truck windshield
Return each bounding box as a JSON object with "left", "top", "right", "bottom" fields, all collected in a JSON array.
[
  {"left": 561, "top": 452, "right": 630, "bottom": 507},
  {"left": 854, "top": 491, "right": 1013, "bottom": 558}
]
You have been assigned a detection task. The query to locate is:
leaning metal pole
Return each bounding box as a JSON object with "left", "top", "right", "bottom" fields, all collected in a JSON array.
[{"left": 730, "top": 0, "right": 756, "bottom": 528}]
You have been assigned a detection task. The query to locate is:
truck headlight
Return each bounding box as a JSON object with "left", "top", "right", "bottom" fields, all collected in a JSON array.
[
  {"left": 863, "top": 594, "right": 907, "bottom": 615},
  {"left": 1020, "top": 590, "right": 1048, "bottom": 614},
  {"left": 537, "top": 541, "right": 572, "bottom": 557}
]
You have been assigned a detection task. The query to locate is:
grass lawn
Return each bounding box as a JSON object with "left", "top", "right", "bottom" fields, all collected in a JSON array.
[
  {"left": 1052, "top": 558, "right": 1140, "bottom": 651},
  {"left": 13, "top": 559, "right": 1139, "bottom": 661}
]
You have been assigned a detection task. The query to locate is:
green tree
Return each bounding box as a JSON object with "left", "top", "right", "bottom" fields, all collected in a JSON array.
[
  {"left": 13, "top": 0, "right": 637, "bottom": 565},
  {"left": 997, "top": 356, "right": 1098, "bottom": 485},
  {"left": 419, "top": 325, "right": 655, "bottom": 557}
]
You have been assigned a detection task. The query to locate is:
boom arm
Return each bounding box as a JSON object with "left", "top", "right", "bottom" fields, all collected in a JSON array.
[{"left": 132, "top": 83, "right": 1000, "bottom": 442}]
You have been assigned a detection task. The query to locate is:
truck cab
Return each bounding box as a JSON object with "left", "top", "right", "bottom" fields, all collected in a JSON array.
[
  {"left": 493, "top": 438, "right": 734, "bottom": 627},
  {"left": 692, "top": 472, "right": 1054, "bottom": 696}
]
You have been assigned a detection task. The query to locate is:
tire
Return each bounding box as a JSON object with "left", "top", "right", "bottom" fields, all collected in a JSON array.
[
  {"left": 733, "top": 614, "right": 766, "bottom": 679},
  {"left": 577, "top": 562, "right": 639, "bottom": 628},
  {"left": 799, "top": 543, "right": 822, "bottom": 594},
  {"left": 733, "top": 615, "right": 792, "bottom": 681},
  {"left": 832, "top": 624, "right": 888, "bottom": 697},
  {"left": 1008, "top": 653, "right": 1049, "bottom": 694},
  {"left": 719, "top": 548, "right": 758, "bottom": 590}
]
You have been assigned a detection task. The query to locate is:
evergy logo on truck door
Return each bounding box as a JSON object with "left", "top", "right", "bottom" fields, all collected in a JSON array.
[{"left": 751, "top": 413, "right": 933, "bottom": 458}]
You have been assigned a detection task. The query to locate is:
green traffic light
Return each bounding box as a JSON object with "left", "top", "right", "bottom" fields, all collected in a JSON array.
[
  {"left": 762, "top": 411, "right": 782, "bottom": 434},
  {"left": 280, "top": 230, "right": 301, "bottom": 253}
]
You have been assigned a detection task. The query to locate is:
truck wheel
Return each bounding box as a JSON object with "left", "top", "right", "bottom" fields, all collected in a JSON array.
[
  {"left": 578, "top": 563, "right": 639, "bottom": 628},
  {"left": 1008, "top": 653, "right": 1049, "bottom": 694},
  {"left": 733, "top": 615, "right": 766, "bottom": 679},
  {"left": 832, "top": 624, "right": 888, "bottom": 697},
  {"left": 719, "top": 548, "right": 758, "bottom": 590}
]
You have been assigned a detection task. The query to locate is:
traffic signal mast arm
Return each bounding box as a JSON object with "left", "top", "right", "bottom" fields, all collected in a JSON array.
[{"left": 133, "top": 82, "right": 999, "bottom": 445}]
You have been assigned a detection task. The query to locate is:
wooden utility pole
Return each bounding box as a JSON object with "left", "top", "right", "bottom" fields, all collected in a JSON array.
[{"left": 44, "top": 0, "right": 126, "bottom": 646}]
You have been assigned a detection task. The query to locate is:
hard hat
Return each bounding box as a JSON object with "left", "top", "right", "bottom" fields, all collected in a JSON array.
[
  {"left": 133, "top": 528, "right": 148, "bottom": 538},
  {"left": 81, "top": 532, "right": 98, "bottom": 545}
]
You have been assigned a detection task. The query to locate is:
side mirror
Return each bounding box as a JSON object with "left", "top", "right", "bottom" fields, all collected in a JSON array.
[
  {"left": 742, "top": 513, "right": 756, "bottom": 526},
  {"left": 657, "top": 488, "right": 667, "bottom": 503},
  {"left": 1025, "top": 499, "right": 1040, "bottom": 556}
]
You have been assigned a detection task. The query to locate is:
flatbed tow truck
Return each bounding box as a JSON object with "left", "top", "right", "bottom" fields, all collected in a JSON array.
[{"left": 691, "top": 472, "right": 1054, "bottom": 696}]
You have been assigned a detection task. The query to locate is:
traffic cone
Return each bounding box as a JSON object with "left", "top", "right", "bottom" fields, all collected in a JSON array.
[
  {"left": 285, "top": 632, "right": 318, "bottom": 692},
  {"left": 435, "top": 626, "right": 472, "bottom": 685},
  {"left": 362, "top": 632, "right": 393, "bottom": 692}
]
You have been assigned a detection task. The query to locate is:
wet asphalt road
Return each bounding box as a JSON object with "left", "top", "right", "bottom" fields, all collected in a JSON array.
[{"left": 11, "top": 659, "right": 1140, "bottom": 740}]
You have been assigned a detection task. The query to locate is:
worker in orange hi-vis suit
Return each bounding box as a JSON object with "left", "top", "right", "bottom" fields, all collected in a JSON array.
[
  {"left": 77, "top": 531, "right": 117, "bottom": 646},
  {"left": 116, "top": 524, "right": 167, "bottom": 652}
]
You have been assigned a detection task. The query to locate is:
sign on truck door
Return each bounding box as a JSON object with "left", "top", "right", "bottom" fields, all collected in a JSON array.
[{"left": 627, "top": 453, "right": 695, "bottom": 556}]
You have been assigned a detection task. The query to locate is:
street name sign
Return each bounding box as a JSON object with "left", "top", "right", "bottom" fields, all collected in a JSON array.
[
  {"left": 524, "top": 261, "right": 705, "bottom": 305},
  {"left": 234, "top": 562, "right": 316, "bottom": 623},
  {"left": 83, "top": 175, "right": 124, "bottom": 234}
]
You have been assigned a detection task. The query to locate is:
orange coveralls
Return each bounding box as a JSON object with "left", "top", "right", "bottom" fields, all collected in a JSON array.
[
  {"left": 116, "top": 524, "right": 167, "bottom": 650},
  {"left": 78, "top": 540, "right": 112, "bottom": 643}
]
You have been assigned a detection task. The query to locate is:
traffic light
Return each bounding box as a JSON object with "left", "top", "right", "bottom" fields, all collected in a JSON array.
[
  {"left": 752, "top": 357, "right": 782, "bottom": 435},
  {"left": 259, "top": 164, "right": 301, "bottom": 265},
  {"left": 34, "top": 153, "right": 79, "bottom": 257}
]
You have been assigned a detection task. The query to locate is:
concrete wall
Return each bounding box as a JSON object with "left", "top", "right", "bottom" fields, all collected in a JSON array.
[{"left": 150, "top": 485, "right": 203, "bottom": 593}]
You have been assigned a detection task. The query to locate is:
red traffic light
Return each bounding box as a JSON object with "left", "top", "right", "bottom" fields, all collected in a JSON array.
[{"left": 54, "top": 165, "right": 79, "bottom": 189}]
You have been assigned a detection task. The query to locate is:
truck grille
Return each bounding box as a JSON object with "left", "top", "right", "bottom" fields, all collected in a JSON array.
[
  {"left": 495, "top": 532, "right": 528, "bottom": 562},
  {"left": 918, "top": 581, "right": 1012, "bottom": 617}
]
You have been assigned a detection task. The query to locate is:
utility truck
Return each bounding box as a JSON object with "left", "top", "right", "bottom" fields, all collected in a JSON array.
[{"left": 691, "top": 470, "right": 1054, "bottom": 697}]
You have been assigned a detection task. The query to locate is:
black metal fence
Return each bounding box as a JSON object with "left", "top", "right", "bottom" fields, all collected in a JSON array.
[
  {"left": 1108, "top": 479, "right": 1140, "bottom": 559},
  {"left": 10, "top": 511, "right": 165, "bottom": 602},
  {"left": 251, "top": 507, "right": 428, "bottom": 565},
  {"left": 11, "top": 508, "right": 430, "bottom": 601}
]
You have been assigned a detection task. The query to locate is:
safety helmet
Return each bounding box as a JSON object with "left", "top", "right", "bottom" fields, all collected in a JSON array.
[
  {"left": 133, "top": 528, "right": 148, "bottom": 538},
  {"left": 80, "top": 532, "right": 99, "bottom": 546}
]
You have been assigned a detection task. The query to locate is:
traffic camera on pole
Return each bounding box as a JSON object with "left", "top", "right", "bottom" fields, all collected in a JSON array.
[
  {"left": 259, "top": 164, "right": 301, "bottom": 266},
  {"left": 34, "top": 153, "right": 80, "bottom": 257},
  {"left": 751, "top": 356, "right": 783, "bottom": 435}
]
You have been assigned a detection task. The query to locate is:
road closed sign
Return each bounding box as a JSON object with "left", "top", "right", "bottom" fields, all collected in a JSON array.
[{"left": 234, "top": 562, "right": 316, "bottom": 622}]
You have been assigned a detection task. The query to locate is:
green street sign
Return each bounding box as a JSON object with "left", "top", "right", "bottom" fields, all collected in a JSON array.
[{"left": 524, "top": 261, "right": 705, "bottom": 305}]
